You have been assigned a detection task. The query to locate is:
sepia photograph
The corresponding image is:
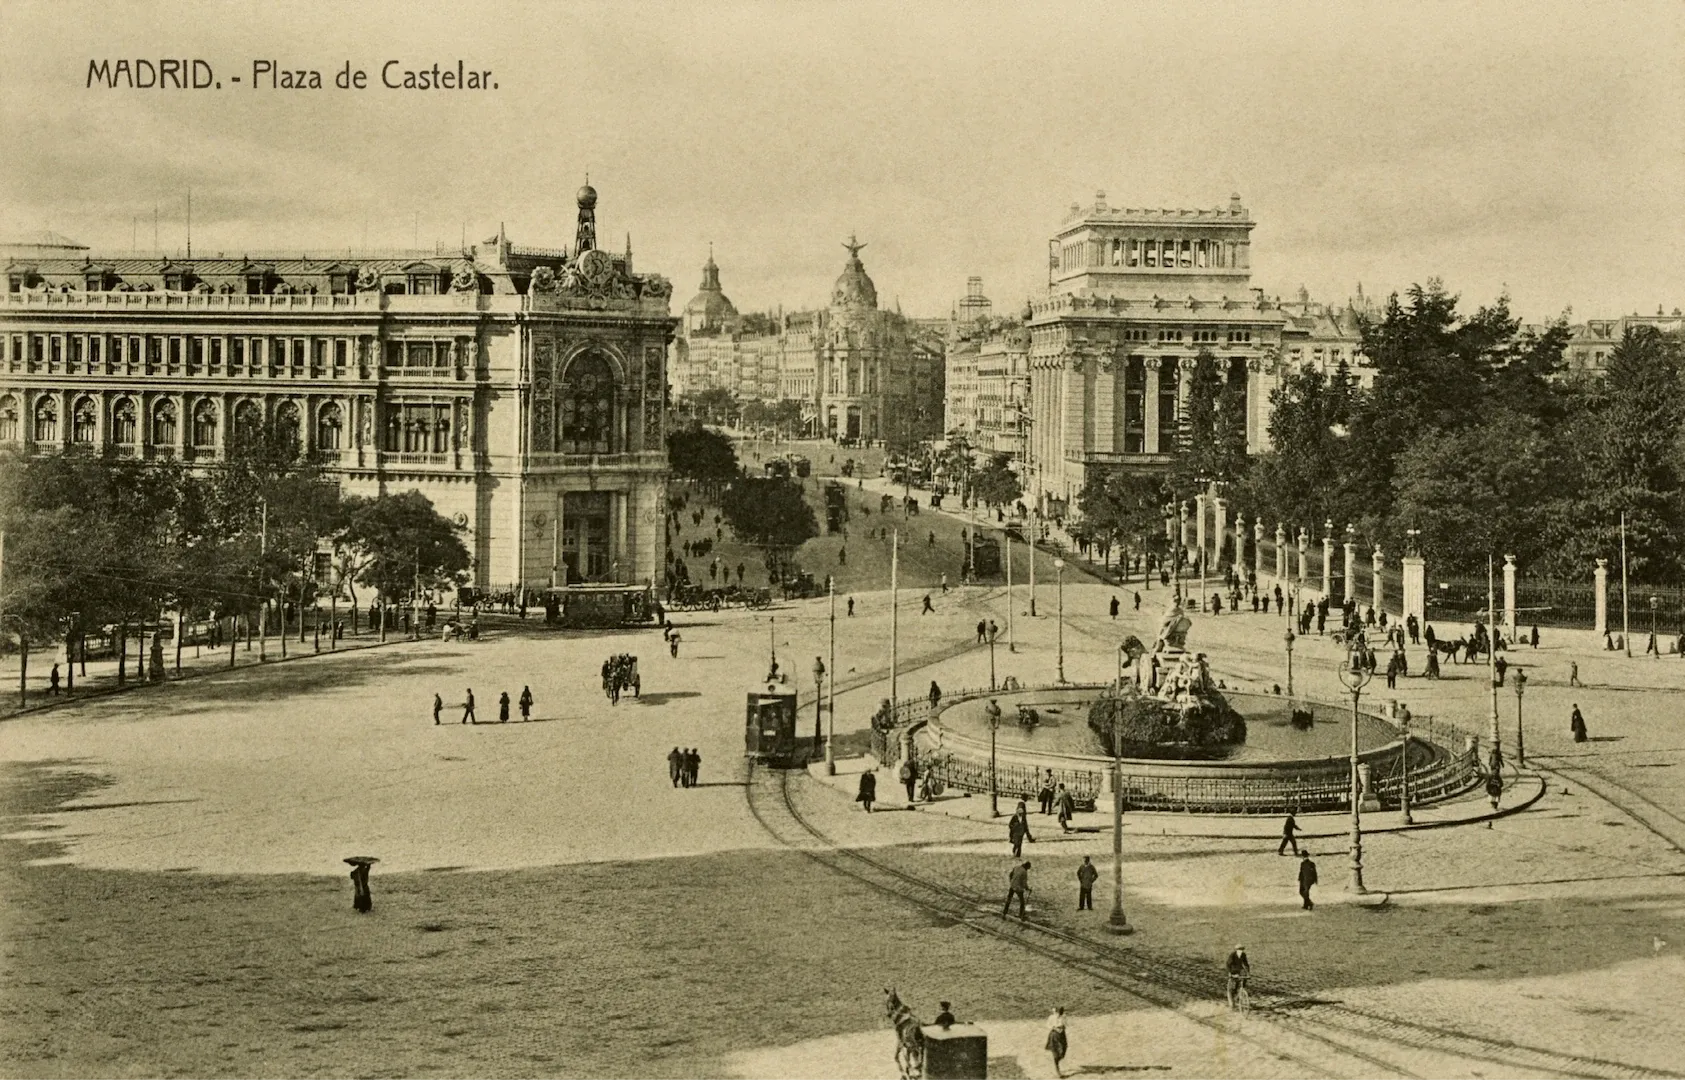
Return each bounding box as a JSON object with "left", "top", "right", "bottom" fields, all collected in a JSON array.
[{"left": 2, "top": 2, "right": 1683, "bottom": 1077}]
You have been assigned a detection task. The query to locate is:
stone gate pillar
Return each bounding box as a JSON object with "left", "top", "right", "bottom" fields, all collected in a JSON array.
[
  {"left": 1275, "top": 524, "right": 1287, "bottom": 582},
  {"left": 1503, "top": 555, "right": 1517, "bottom": 638},
  {"left": 1342, "top": 529, "right": 1357, "bottom": 606},
  {"left": 1297, "top": 528, "right": 1309, "bottom": 589},
  {"left": 1212, "top": 496, "right": 1227, "bottom": 577},
  {"left": 1253, "top": 519, "right": 1264, "bottom": 581},
  {"left": 1594, "top": 558, "right": 1609, "bottom": 635},
  {"left": 1372, "top": 546, "right": 1385, "bottom": 614},
  {"left": 1402, "top": 553, "right": 1426, "bottom": 628},
  {"left": 1321, "top": 522, "right": 1334, "bottom": 598},
  {"left": 1195, "top": 494, "right": 1209, "bottom": 575}
]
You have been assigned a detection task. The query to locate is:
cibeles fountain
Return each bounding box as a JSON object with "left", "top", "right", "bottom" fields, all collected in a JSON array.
[{"left": 911, "top": 599, "right": 1479, "bottom": 814}]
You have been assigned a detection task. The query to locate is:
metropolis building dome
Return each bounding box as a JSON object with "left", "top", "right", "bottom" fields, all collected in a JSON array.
[
  {"left": 683, "top": 248, "right": 739, "bottom": 334},
  {"left": 831, "top": 234, "right": 878, "bottom": 310}
]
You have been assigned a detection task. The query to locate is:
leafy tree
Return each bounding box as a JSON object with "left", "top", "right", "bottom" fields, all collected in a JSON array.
[
  {"left": 686, "top": 387, "right": 738, "bottom": 426},
  {"left": 720, "top": 476, "right": 818, "bottom": 584},
  {"left": 1242, "top": 364, "right": 1359, "bottom": 531},
  {"left": 338, "top": 491, "right": 471, "bottom": 609},
  {"left": 971, "top": 453, "right": 1023, "bottom": 511},
  {"left": 667, "top": 425, "right": 739, "bottom": 494},
  {"left": 1078, "top": 467, "right": 1167, "bottom": 567}
]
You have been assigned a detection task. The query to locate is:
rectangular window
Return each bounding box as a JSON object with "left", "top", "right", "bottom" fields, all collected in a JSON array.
[
  {"left": 147, "top": 336, "right": 162, "bottom": 369},
  {"left": 168, "top": 337, "right": 182, "bottom": 369},
  {"left": 334, "top": 339, "right": 348, "bottom": 368},
  {"left": 1192, "top": 329, "right": 1218, "bottom": 344},
  {"left": 1228, "top": 330, "right": 1252, "bottom": 344},
  {"left": 231, "top": 338, "right": 245, "bottom": 371},
  {"left": 407, "top": 341, "right": 435, "bottom": 368},
  {"left": 387, "top": 341, "right": 404, "bottom": 369},
  {"left": 1179, "top": 241, "right": 1193, "bottom": 268},
  {"left": 1127, "top": 240, "right": 1140, "bottom": 267},
  {"left": 291, "top": 339, "right": 306, "bottom": 369},
  {"left": 89, "top": 336, "right": 102, "bottom": 368},
  {"left": 1144, "top": 241, "right": 1157, "bottom": 268},
  {"left": 313, "top": 339, "right": 327, "bottom": 369},
  {"left": 411, "top": 275, "right": 436, "bottom": 295},
  {"left": 210, "top": 338, "right": 222, "bottom": 369},
  {"left": 1157, "top": 328, "right": 1182, "bottom": 343}
]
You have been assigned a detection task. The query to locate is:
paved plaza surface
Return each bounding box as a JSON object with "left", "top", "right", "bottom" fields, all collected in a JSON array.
[{"left": 4, "top": 567, "right": 1685, "bottom": 1077}]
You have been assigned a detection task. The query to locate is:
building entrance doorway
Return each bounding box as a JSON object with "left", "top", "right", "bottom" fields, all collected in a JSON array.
[
  {"left": 846, "top": 408, "right": 861, "bottom": 441},
  {"left": 562, "top": 491, "right": 612, "bottom": 582}
]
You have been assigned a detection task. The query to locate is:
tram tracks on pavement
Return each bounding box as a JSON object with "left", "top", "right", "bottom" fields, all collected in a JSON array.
[
  {"left": 745, "top": 765, "right": 1674, "bottom": 1080},
  {"left": 1530, "top": 756, "right": 1685, "bottom": 858}
]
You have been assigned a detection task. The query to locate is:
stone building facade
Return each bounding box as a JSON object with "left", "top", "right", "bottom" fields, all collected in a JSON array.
[
  {"left": 672, "top": 238, "right": 945, "bottom": 444},
  {"left": 0, "top": 188, "right": 676, "bottom": 594}
]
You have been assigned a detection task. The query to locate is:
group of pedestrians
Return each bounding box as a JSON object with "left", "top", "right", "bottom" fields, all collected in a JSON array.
[
  {"left": 667, "top": 746, "right": 703, "bottom": 787},
  {"left": 433, "top": 686, "right": 533, "bottom": 724}
]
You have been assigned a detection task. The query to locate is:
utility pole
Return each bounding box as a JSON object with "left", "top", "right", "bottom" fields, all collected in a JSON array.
[
  {"left": 259, "top": 499, "right": 268, "bottom": 661},
  {"left": 826, "top": 575, "right": 837, "bottom": 775},
  {"left": 890, "top": 529, "right": 899, "bottom": 716},
  {"left": 1621, "top": 512, "right": 1631, "bottom": 658},
  {"left": 1487, "top": 555, "right": 1499, "bottom": 758},
  {"left": 412, "top": 548, "right": 421, "bottom": 641},
  {"left": 1005, "top": 527, "right": 1015, "bottom": 652}
]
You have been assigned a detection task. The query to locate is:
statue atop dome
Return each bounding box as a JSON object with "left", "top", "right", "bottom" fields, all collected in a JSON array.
[{"left": 831, "top": 233, "right": 878, "bottom": 310}]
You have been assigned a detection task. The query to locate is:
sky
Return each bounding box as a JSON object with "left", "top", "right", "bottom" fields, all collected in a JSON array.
[{"left": 1, "top": 0, "right": 1681, "bottom": 322}]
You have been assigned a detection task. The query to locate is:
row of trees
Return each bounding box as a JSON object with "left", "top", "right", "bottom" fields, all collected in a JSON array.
[
  {"left": 0, "top": 424, "right": 470, "bottom": 680},
  {"left": 1077, "top": 280, "right": 1685, "bottom": 584}
]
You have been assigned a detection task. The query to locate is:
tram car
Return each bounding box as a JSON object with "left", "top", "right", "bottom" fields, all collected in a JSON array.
[
  {"left": 967, "top": 535, "right": 1002, "bottom": 578},
  {"left": 790, "top": 454, "right": 812, "bottom": 478},
  {"left": 745, "top": 678, "right": 800, "bottom": 766}
]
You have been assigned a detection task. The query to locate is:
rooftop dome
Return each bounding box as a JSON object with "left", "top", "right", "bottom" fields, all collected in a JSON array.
[
  {"left": 576, "top": 185, "right": 598, "bottom": 209},
  {"left": 831, "top": 234, "right": 878, "bottom": 310},
  {"left": 684, "top": 250, "right": 738, "bottom": 332}
]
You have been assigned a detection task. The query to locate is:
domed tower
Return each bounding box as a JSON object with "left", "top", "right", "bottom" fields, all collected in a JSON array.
[
  {"left": 574, "top": 181, "right": 598, "bottom": 254},
  {"left": 831, "top": 234, "right": 878, "bottom": 311},
  {"left": 684, "top": 247, "right": 739, "bottom": 334}
]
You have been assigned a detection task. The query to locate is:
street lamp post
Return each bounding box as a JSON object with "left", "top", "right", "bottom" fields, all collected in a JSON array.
[
  {"left": 1108, "top": 694, "right": 1132, "bottom": 934},
  {"left": 1336, "top": 644, "right": 1374, "bottom": 894},
  {"left": 1284, "top": 628, "right": 1296, "bottom": 697},
  {"left": 1054, "top": 558, "right": 1066, "bottom": 683},
  {"left": 986, "top": 698, "right": 1002, "bottom": 817},
  {"left": 1399, "top": 708, "right": 1414, "bottom": 825},
  {"left": 1004, "top": 526, "right": 1015, "bottom": 653},
  {"left": 826, "top": 575, "right": 837, "bottom": 775},
  {"left": 1650, "top": 595, "right": 1660, "bottom": 659},
  {"left": 1513, "top": 669, "right": 1527, "bottom": 767},
  {"left": 988, "top": 623, "right": 998, "bottom": 691},
  {"left": 813, "top": 655, "right": 826, "bottom": 756}
]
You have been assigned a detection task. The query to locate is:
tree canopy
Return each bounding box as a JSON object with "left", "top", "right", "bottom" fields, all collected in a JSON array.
[{"left": 719, "top": 475, "right": 817, "bottom": 582}]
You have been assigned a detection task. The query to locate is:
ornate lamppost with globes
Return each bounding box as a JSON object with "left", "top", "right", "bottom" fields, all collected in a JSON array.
[
  {"left": 985, "top": 697, "right": 1003, "bottom": 817},
  {"left": 1284, "top": 626, "right": 1296, "bottom": 697},
  {"left": 1336, "top": 642, "right": 1374, "bottom": 894},
  {"left": 1513, "top": 668, "right": 1527, "bottom": 766},
  {"left": 1650, "top": 595, "right": 1660, "bottom": 659}
]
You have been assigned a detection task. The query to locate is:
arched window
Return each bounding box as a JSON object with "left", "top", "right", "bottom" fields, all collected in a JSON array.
[
  {"left": 559, "top": 351, "right": 616, "bottom": 454},
  {"left": 34, "top": 397, "right": 58, "bottom": 443},
  {"left": 0, "top": 395, "right": 17, "bottom": 442},
  {"left": 111, "top": 398, "right": 137, "bottom": 444},
  {"left": 152, "top": 399, "right": 177, "bottom": 446},
  {"left": 192, "top": 400, "right": 217, "bottom": 447},
  {"left": 317, "top": 402, "right": 343, "bottom": 451},
  {"left": 72, "top": 398, "right": 96, "bottom": 444},
  {"left": 275, "top": 400, "right": 301, "bottom": 450},
  {"left": 233, "top": 400, "right": 262, "bottom": 444}
]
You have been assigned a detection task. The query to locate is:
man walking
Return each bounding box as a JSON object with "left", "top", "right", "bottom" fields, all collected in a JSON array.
[
  {"left": 1134, "top": 591, "right": 1141, "bottom": 611},
  {"left": 1278, "top": 811, "right": 1301, "bottom": 856},
  {"left": 669, "top": 631, "right": 681, "bottom": 658},
  {"left": 433, "top": 692, "right": 443, "bottom": 725},
  {"left": 922, "top": 593, "right": 934, "bottom": 615},
  {"left": 1076, "top": 856, "right": 1098, "bottom": 910},
  {"left": 1571, "top": 704, "right": 1588, "bottom": 743},
  {"left": 1109, "top": 596, "right": 1119, "bottom": 620},
  {"left": 49, "top": 663, "right": 60, "bottom": 696},
  {"left": 1569, "top": 661, "right": 1581, "bottom": 688},
  {"left": 668, "top": 746, "right": 684, "bottom": 787},
  {"left": 1009, "top": 803, "right": 1034, "bottom": 857},
  {"left": 977, "top": 619, "right": 988, "bottom": 644},
  {"left": 1038, "top": 771, "right": 1056, "bottom": 815},
  {"left": 687, "top": 747, "right": 702, "bottom": 787},
  {"left": 499, "top": 690, "right": 511, "bottom": 723},
  {"left": 929, "top": 681, "right": 942, "bottom": 710},
  {"left": 462, "top": 688, "right": 476, "bottom": 724},
  {"left": 1298, "top": 851, "right": 1318, "bottom": 910},
  {"left": 1003, "top": 860, "right": 1032, "bottom": 920},
  {"left": 847, "top": 597, "right": 855, "bottom": 617},
  {"left": 1056, "top": 784, "right": 1076, "bottom": 833}
]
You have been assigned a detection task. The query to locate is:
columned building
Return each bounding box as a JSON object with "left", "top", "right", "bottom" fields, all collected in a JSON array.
[
  {"left": 1025, "top": 192, "right": 1290, "bottom": 514},
  {"left": 0, "top": 187, "right": 676, "bottom": 594}
]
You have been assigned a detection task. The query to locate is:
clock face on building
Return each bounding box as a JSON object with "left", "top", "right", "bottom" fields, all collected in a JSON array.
[
  {"left": 577, "top": 249, "right": 614, "bottom": 286},
  {"left": 453, "top": 512, "right": 470, "bottom": 528},
  {"left": 533, "top": 513, "right": 547, "bottom": 528}
]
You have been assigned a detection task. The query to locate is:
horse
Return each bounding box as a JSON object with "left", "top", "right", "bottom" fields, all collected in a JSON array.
[
  {"left": 883, "top": 988, "right": 925, "bottom": 1080},
  {"left": 1430, "top": 637, "right": 1464, "bottom": 665}
]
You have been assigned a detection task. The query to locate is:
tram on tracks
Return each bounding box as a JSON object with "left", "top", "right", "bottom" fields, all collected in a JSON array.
[{"left": 745, "top": 677, "right": 800, "bottom": 767}]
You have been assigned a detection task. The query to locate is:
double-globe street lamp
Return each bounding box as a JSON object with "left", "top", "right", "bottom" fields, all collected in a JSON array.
[
  {"left": 1513, "top": 668, "right": 1528, "bottom": 767},
  {"left": 985, "top": 697, "right": 1003, "bottom": 818},
  {"left": 1105, "top": 664, "right": 1133, "bottom": 935},
  {"left": 1336, "top": 643, "right": 1374, "bottom": 894},
  {"left": 1284, "top": 627, "right": 1296, "bottom": 697}
]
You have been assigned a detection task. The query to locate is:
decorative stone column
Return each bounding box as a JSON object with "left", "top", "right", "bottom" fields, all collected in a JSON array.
[
  {"left": 1342, "top": 529, "right": 1357, "bottom": 606},
  {"left": 1143, "top": 357, "right": 1161, "bottom": 454},
  {"left": 1195, "top": 494, "right": 1208, "bottom": 574},
  {"left": 1212, "top": 496, "right": 1226, "bottom": 577},
  {"left": 1235, "top": 516, "right": 1247, "bottom": 578},
  {"left": 1321, "top": 522, "right": 1334, "bottom": 599},
  {"left": 1275, "top": 523, "right": 1287, "bottom": 582},
  {"left": 1253, "top": 519, "right": 1264, "bottom": 581},
  {"left": 1594, "top": 558, "right": 1609, "bottom": 635},
  {"left": 1401, "top": 553, "right": 1426, "bottom": 628},
  {"left": 1503, "top": 555, "right": 1517, "bottom": 638},
  {"left": 1371, "top": 546, "right": 1384, "bottom": 615},
  {"left": 1297, "top": 528, "right": 1309, "bottom": 588}
]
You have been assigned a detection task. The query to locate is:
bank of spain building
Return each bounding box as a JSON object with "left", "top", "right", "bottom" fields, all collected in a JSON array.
[{"left": 0, "top": 187, "right": 676, "bottom": 595}]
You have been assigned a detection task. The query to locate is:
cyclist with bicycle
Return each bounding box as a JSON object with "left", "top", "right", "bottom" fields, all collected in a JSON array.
[{"left": 1225, "top": 945, "right": 1251, "bottom": 1010}]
